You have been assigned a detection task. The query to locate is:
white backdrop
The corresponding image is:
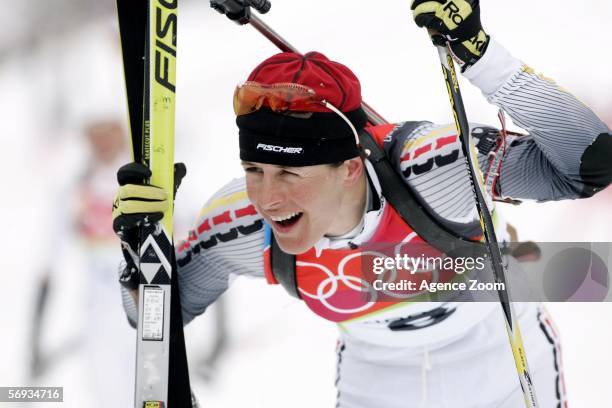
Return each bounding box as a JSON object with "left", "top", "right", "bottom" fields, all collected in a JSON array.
[{"left": 0, "top": 1, "right": 611, "bottom": 407}]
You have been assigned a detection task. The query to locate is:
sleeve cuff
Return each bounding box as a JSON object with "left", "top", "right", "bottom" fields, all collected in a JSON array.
[
  {"left": 462, "top": 37, "right": 523, "bottom": 98},
  {"left": 120, "top": 285, "right": 138, "bottom": 328}
]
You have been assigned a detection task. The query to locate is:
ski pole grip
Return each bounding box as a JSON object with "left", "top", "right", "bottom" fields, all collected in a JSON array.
[
  {"left": 248, "top": 0, "right": 271, "bottom": 13},
  {"left": 210, "top": 0, "right": 271, "bottom": 25},
  {"left": 210, "top": 0, "right": 245, "bottom": 15}
]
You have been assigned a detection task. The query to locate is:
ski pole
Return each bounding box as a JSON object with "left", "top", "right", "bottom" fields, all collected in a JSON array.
[
  {"left": 210, "top": 0, "right": 388, "bottom": 126},
  {"left": 434, "top": 45, "right": 539, "bottom": 408}
]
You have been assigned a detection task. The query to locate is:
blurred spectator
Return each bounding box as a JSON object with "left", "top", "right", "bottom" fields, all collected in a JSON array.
[{"left": 29, "top": 118, "right": 134, "bottom": 407}]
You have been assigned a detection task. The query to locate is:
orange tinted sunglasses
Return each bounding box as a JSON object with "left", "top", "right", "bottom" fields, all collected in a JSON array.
[
  {"left": 233, "top": 81, "right": 325, "bottom": 116},
  {"left": 233, "top": 81, "right": 360, "bottom": 145}
]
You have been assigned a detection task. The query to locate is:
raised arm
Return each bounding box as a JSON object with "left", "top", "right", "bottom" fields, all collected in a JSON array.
[
  {"left": 465, "top": 40, "right": 611, "bottom": 201},
  {"left": 409, "top": 0, "right": 612, "bottom": 201}
]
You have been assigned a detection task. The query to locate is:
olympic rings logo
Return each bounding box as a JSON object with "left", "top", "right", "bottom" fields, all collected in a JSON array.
[{"left": 298, "top": 233, "right": 441, "bottom": 314}]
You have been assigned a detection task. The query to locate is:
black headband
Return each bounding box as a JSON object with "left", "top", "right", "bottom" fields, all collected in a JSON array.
[{"left": 237, "top": 107, "right": 367, "bottom": 166}]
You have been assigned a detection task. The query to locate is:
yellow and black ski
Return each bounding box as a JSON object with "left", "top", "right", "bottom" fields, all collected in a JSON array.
[{"left": 116, "top": 1, "right": 192, "bottom": 407}]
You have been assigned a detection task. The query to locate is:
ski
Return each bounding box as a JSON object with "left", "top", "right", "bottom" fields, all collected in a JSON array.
[{"left": 116, "top": 0, "right": 192, "bottom": 407}]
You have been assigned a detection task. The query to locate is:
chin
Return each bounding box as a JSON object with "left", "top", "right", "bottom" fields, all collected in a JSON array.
[{"left": 274, "top": 235, "right": 318, "bottom": 255}]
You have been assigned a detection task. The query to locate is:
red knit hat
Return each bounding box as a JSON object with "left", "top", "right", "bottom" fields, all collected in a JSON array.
[
  {"left": 246, "top": 51, "right": 363, "bottom": 113},
  {"left": 237, "top": 51, "right": 367, "bottom": 166}
]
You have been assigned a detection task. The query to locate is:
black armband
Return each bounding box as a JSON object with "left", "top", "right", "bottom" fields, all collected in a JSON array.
[{"left": 579, "top": 132, "right": 612, "bottom": 197}]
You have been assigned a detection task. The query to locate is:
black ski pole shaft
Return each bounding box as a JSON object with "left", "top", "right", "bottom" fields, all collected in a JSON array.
[
  {"left": 248, "top": 14, "right": 295, "bottom": 52},
  {"left": 435, "top": 45, "right": 539, "bottom": 408}
]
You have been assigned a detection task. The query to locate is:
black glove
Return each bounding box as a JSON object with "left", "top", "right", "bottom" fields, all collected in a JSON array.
[
  {"left": 411, "top": 0, "right": 489, "bottom": 70},
  {"left": 112, "top": 162, "right": 186, "bottom": 289}
]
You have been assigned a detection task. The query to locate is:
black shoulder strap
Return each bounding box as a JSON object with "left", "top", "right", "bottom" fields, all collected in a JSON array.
[
  {"left": 358, "top": 129, "right": 484, "bottom": 254},
  {"left": 270, "top": 233, "right": 300, "bottom": 299}
]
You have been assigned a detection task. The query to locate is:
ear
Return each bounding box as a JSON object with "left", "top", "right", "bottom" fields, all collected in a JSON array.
[{"left": 342, "top": 157, "right": 365, "bottom": 187}]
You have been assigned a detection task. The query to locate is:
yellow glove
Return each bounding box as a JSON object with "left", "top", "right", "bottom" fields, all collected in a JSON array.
[
  {"left": 112, "top": 162, "right": 169, "bottom": 233},
  {"left": 112, "top": 162, "right": 185, "bottom": 290},
  {"left": 411, "top": 0, "right": 489, "bottom": 69}
]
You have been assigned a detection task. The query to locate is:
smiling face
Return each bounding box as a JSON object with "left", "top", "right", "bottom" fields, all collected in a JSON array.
[{"left": 242, "top": 158, "right": 367, "bottom": 254}]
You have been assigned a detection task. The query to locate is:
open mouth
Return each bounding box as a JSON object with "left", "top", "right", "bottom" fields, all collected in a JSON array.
[{"left": 270, "top": 212, "right": 303, "bottom": 228}]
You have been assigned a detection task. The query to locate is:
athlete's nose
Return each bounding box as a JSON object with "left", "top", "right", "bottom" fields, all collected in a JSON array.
[{"left": 258, "top": 173, "right": 284, "bottom": 211}]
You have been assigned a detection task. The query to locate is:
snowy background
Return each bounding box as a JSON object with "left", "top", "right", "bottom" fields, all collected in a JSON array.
[{"left": 0, "top": 0, "right": 611, "bottom": 407}]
